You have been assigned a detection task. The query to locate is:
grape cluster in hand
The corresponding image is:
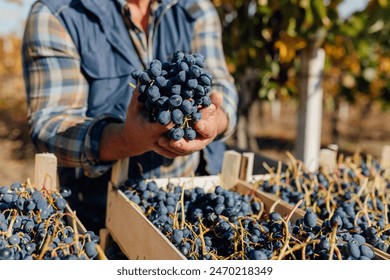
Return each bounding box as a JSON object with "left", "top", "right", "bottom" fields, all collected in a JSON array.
[{"left": 132, "top": 51, "right": 213, "bottom": 141}]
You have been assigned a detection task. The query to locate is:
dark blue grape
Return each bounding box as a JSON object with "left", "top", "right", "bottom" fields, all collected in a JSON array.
[
  {"left": 169, "top": 95, "right": 183, "bottom": 108},
  {"left": 150, "top": 59, "right": 162, "bottom": 69},
  {"left": 191, "top": 112, "right": 202, "bottom": 122},
  {"left": 0, "top": 186, "right": 8, "bottom": 194},
  {"left": 147, "top": 85, "right": 160, "bottom": 101},
  {"left": 169, "top": 128, "right": 184, "bottom": 141},
  {"left": 189, "top": 65, "right": 202, "bottom": 78},
  {"left": 149, "top": 66, "right": 161, "bottom": 78},
  {"left": 85, "top": 241, "right": 98, "bottom": 259},
  {"left": 16, "top": 197, "right": 25, "bottom": 211},
  {"left": 199, "top": 74, "right": 211, "bottom": 86},
  {"left": 32, "top": 191, "right": 43, "bottom": 202},
  {"left": 187, "top": 79, "right": 198, "bottom": 89},
  {"left": 353, "top": 234, "right": 366, "bottom": 246},
  {"left": 171, "top": 109, "right": 184, "bottom": 125},
  {"left": 360, "top": 245, "right": 374, "bottom": 259},
  {"left": 319, "top": 236, "right": 330, "bottom": 250},
  {"left": 8, "top": 235, "right": 21, "bottom": 245},
  {"left": 2, "top": 193, "right": 12, "bottom": 203},
  {"left": 172, "top": 229, "right": 184, "bottom": 245},
  {"left": 155, "top": 76, "right": 167, "bottom": 88},
  {"left": 10, "top": 183, "right": 21, "bottom": 191},
  {"left": 55, "top": 198, "right": 66, "bottom": 210},
  {"left": 248, "top": 250, "right": 267, "bottom": 260},
  {"left": 131, "top": 69, "right": 143, "bottom": 79},
  {"left": 181, "top": 89, "right": 194, "bottom": 99},
  {"left": 59, "top": 187, "right": 72, "bottom": 198},
  {"left": 157, "top": 110, "right": 171, "bottom": 125},
  {"left": 180, "top": 100, "right": 193, "bottom": 116},
  {"left": 140, "top": 72, "right": 152, "bottom": 83},
  {"left": 195, "top": 85, "right": 205, "bottom": 96},
  {"left": 201, "top": 96, "right": 212, "bottom": 107},
  {"left": 269, "top": 212, "right": 282, "bottom": 222},
  {"left": 173, "top": 51, "right": 185, "bottom": 61},
  {"left": 330, "top": 215, "right": 343, "bottom": 228},
  {"left": 176, "top": 70, "right": 187, "bottom": 84},
  {"left": 347, "top": 241, "right": 361, "bottom": 259},
  {"left": 194, "top": 54, "right": 204, "bottom": 68},
  {"left": 170, "top": 84, "right": 181, "bottom": 95},
  {"left": 130, "top": 195, "right": 141, "bottom": 204},
  {"left": 184, "top": 127, "right": 196, "bottom": 141},
  {"left": 303, "top": 210, "right": 317, "bottom": 228},
  {"left": 184, "top": 54, "right": 196, "bottom": 65},
  {"left": 179, "top": 61, "right": 189, "bottom": 71},
  {"left": 0, "top": 248, "right": 13, "bottom": 260},
  {"left": 64, "top": 237, "right": 74, "bottom": 245}
]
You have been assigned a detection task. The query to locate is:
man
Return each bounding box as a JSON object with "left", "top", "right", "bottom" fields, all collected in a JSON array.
[{"left": 22, "top": 0, "right": 238, "bottom": 231}]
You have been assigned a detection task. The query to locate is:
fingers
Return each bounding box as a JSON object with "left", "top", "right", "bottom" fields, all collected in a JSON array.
[
  {"left": 193, "top": 119, "right": 217, "bottom": 139},
  {"left": 198, "top": 104, "right": 216, "bottom": 121},
  {"left": 210, "top": 91, "right": 224, "bottom": 108},
  {"left": 157, "top": 136, "right": 193, "bottom": 156},
  {"left": 153, "top": 145, "right": 181, "bottom": 159},
  {"left": 170, "top": 137, "right": 211, "bottom": 154}
]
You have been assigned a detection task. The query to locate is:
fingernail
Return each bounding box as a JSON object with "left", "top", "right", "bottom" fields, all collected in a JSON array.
[{"left": 198, "top": 123, "right": 205, "bottom": 131}]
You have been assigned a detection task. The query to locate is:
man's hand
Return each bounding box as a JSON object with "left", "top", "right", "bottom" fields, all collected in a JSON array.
[
  {"left": 99, "top": 89, "right": 174, "bottom": 161},
  {"left": 154, "top": 91, "right": 228, "bottom": 158}
]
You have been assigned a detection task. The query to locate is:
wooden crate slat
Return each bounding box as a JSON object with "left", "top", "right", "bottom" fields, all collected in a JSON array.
[
  {"left": 381, "top": 145, "right": 390, "bottom": 169},
  {"left": 221, "top": 150, "right": 242, "bottom": 189},
  {"left": 239, "top": 152, "right": 254, "bottom": 182},
  {"left": 34, "top": 153, "right": 58, "bottom": 191}
]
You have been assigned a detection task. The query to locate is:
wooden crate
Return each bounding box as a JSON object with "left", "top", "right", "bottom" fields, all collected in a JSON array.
[
  {"left": 105, "top": 155, "right": 389, "bottom": 260},
  {"left": 106, "top": 174, "right": 293, "bottom": 259}
]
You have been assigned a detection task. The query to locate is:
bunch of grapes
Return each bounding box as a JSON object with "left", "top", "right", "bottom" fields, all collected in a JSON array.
[{"left": 132, "top": 51, "right": 213, "bottom": 141}]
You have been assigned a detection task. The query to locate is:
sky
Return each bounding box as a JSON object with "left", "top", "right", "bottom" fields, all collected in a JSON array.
[{"left": 0, "top": 0, "right": 369, "bottom": 37}]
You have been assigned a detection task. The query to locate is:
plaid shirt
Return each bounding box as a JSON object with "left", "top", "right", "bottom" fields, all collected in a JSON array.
[{"left": 22, "top": 0, "right": 238, "bottom": 179}]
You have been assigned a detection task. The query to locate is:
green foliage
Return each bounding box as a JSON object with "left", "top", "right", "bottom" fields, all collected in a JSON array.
[{"left": 214, "top": 0, "right": 390, "bottom": 107}]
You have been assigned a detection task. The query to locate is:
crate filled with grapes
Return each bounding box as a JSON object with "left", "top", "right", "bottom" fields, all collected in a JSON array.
[
  {"left": 249, "top": 151, "right": 390, "bottom": 259},
  {"left": 105, "top": 154, "right": 386, "bottom": 260},
  {"left": 0, "top": 154, "right": 106, "bottom": 260}
]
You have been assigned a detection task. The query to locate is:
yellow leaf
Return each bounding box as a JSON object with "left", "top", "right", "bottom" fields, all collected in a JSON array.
[
  {"left": 378, "top": 0, "right": 388, "bottom": 7},
  {"left": 275, "top": 33, "right": 307, "bottom": 63}
]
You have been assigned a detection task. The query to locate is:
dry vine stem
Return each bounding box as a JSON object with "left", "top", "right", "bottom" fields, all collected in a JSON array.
[{"left": 277, "top": 199, "right": 303, "bottom": 260}]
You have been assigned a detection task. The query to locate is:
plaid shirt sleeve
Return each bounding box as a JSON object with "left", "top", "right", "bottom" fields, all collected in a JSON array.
[
  {"left": 22, "top": 3, "right": 120, "bottom": 178},
  {"left": 191, "top": 0, "right": 238, "bottom": 141}
]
